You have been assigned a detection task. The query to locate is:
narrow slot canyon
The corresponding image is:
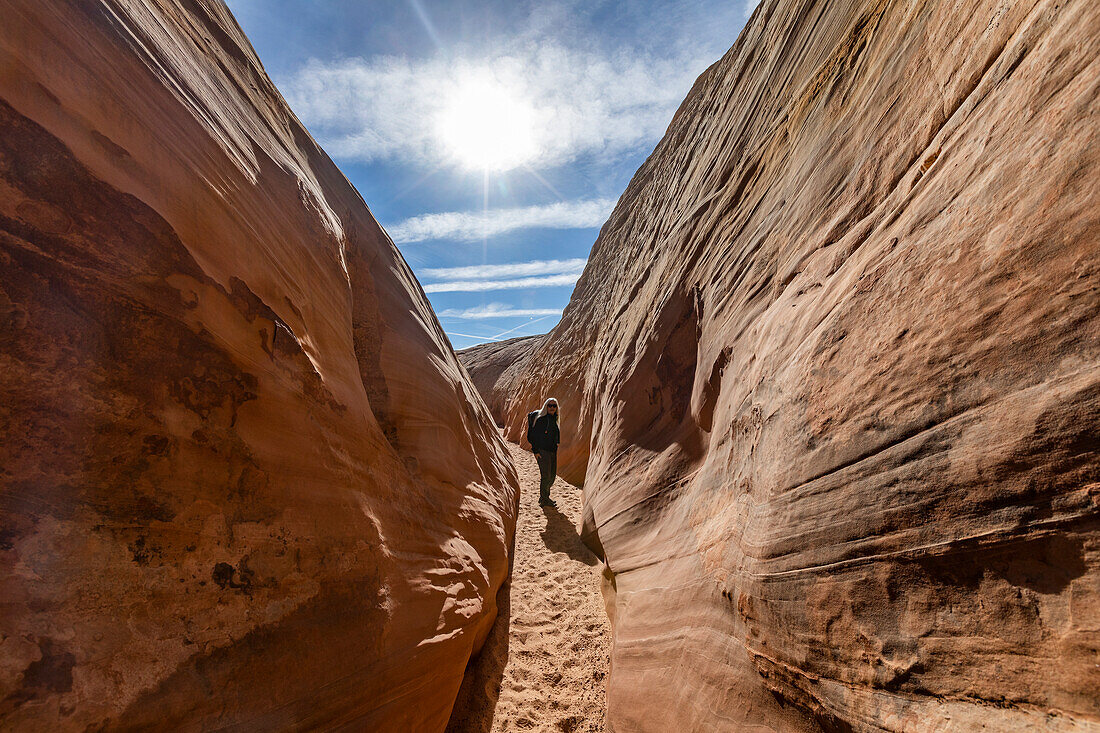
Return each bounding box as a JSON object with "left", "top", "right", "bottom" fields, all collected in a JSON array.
[
  {"left": 447, "top": 440, "right": 610, "bottom": 733},
  {"left": 2, "top": 0, "right": 1098, "bottom": 731}
]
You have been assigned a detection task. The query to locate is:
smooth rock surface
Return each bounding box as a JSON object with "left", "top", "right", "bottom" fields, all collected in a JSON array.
[
  {"left": 0, "top": 2, "right": 517, "bottom": 730},
  {"left": 459, "top": 335, "right": 544, "bottom": 428},
  {"left": 474, "top": 0, "right": 1100, "bottom": 729}
]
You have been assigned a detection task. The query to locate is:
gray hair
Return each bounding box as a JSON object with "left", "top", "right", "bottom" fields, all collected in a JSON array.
[{"left": 537, "top": 397, "right": 560, "bottom": 420}]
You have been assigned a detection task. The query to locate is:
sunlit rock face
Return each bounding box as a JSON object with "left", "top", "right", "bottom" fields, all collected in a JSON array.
[
  {"left": 459, "top": 335, "right": 545, "bottom": 428},
  {"left": 0, "top": 2, "right": 518, "bottom": 730},
  {"left": 484, "top": 0, "right": 1100, "bottom": 729}
]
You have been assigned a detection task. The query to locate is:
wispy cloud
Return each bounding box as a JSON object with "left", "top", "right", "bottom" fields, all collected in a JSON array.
[
  {"left": 422, "top": 258, "right": 585, "bottom": 280},
  {"left": 388, "top": 200, "right": 613, "bottom": 244},
  {"left": 281, "top": 41, "right": 716, "bottom": 170},
  {"left": 438, "top": 303, "right": 563, "bottom": 319},
  {"left": 423, "top": 273, "right": 579, "bottom": 293},
  {"left": 423, "top": 258, "right": 584, "bottom": 295}
]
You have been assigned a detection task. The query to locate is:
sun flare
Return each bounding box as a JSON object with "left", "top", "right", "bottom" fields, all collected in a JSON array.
[{"left": 438, "top": 76, "right": 538, "bottom": 172}]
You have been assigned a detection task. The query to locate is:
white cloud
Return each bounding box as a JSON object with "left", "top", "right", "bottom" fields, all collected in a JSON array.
[
  {"left": 423, "top": 258, "right": 586, "bottom": 280},
  {"left": 281, "top": 40, "right": 715, "bottom": 170},
  {"left": 388, "top": 200, "right": 613, "bottom": 244},
  {"left": 438, "top": 303, "right": 563, "bottom": 319},
  {"left": 423, "top": 273, "right": 580, "bottom": 293}
]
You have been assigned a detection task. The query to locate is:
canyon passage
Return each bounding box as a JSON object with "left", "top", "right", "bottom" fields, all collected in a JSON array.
[
  {"left": 2, "top": 0, "right": 1100, "bottom": 732},
  {"left": 446, "top": 440, "right": 610, "bottom": 733}
]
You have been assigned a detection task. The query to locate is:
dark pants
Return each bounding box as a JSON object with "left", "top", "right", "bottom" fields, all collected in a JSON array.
[{"left": 536, "top": 449, "right": 557, "bottom": 503}]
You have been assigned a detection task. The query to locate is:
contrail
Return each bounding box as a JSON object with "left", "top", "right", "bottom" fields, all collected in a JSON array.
[
  {"left": 407, "top": 0, "right": 442, "bottom": 48},
  {"left": 492, "top": 314, "right": 555, "bottom": 339},
  {"left": 446, "top": 331, "right": 502, "bottom": 343}
]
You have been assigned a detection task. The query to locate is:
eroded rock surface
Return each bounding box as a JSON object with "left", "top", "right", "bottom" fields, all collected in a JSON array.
[
  {"left": 459, "top": 335, "right": 544, "bottom": 428},
  {"left": 0, "top": 2, "right": 517, "bottom": 730},
  {"left": 482, "top": 0, "right": 1100, "bottom": 729}
]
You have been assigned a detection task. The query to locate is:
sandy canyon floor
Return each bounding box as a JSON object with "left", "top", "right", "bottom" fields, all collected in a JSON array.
[{"left": 450, "top": 439, "right": 611, "bottom": 732}]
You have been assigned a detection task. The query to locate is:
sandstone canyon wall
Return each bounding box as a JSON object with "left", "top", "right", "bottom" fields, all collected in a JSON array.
[
  {"left": 470, "top": 0, "right": 1100, "bottom": 729},
  {"left": 458, "top": 334, "right": 544, "bottom": 428},
  {"left": 0, "top": 2, "right": 518, "bottom": 730}
]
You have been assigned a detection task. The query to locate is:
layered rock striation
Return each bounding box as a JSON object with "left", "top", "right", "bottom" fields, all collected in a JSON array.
[
  {"left": 471, "top": 0, "right": 1100, "bottom": 729},
  {"left": 0, "top": 2, "right": 517, "bottom": 730}
]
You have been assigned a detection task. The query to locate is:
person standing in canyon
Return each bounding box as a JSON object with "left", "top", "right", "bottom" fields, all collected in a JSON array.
[{"left": 527, "top": 398, "right": 561, "bottom": 508}]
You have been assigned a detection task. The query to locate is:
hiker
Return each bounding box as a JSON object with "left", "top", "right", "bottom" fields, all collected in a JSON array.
[{"left": 526, "top": 397, "right": 561, "bottom": 508}]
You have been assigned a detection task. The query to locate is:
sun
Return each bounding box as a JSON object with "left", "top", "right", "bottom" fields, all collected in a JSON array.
[{"left": 438, "top": 76, "right": 538, "bottom": 172}]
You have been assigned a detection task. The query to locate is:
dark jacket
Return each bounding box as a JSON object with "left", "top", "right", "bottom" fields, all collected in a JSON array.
[{"left": 529, "top": 413, "right": 560, "bottom": 453}]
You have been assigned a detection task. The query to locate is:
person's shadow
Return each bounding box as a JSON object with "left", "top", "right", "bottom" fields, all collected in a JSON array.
[{"left": 541, "top": 505, "right": 598, "bottom": 565}]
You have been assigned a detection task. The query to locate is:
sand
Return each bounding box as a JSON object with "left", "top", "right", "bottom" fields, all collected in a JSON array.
[{"left": 447, "top": 440, "right": 611, "bottom": 732}]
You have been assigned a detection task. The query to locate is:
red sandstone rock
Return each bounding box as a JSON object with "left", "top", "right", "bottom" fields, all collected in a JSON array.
[
  {"left": 472, "top": 0, "right": 1100, "bottom": 729},
  {"left": 0, "top": 2, "right": 517, "bottom": 730},
  {"left": 459, "top": 335, "right": 544, "bottom": 429}
]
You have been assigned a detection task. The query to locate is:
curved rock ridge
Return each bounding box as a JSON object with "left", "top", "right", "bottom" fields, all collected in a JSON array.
[
  {"left": 479, "top": 0, "right": 1100, "bottom": 729},
  {"left": 0, "top": 2, "right": 517, "bottom": 730},
  {"left": 459, "top": 335, "right": 546, "bottom": 428}
]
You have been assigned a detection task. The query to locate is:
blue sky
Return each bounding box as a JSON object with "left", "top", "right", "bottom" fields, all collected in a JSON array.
[{"left": 225, "top": 0, "right": 757, "bottom": 349}]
